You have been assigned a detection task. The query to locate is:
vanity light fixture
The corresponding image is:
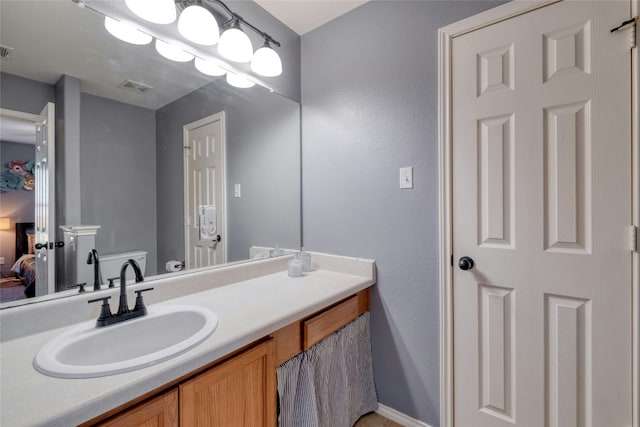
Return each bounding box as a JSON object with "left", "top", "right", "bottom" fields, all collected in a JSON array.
[
  {"left": 175, "top": 0, "right": 283, "bottom": 76},
  {"left": 155, "top": 39, "right": 194, "bottom": 62},
  {"left": 217, "top": 18, "right": 253, "bottom": 63},
  {"left": 0, "top": 217, "right": 10, "bottom": 230},
  {"left": 250, "top": 40, "right": 282, "bottom": 77},
  {"left": 226, "top": 72, "right": 255, "bottom": 88},
  {"left": 125, "top": 0, "right": 176, "bottom": 24},
  {"left": 91, "top": 0, "right": 283, "bottom": 88},
  {"left": 104, "top": 17, "right": 152, "bottom": 46},
  {"left": 194, "top": 57, "right": 226, "bottom": 76},
  {"left": 177, "top": 5, "right": 219, "bottom": 46}
]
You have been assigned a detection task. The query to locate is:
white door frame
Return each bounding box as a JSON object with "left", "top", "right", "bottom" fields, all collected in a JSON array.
[
  {"left": 437, "top": 1, "right": 640, "bottom": 426},
  {"left": 183, "top": 111, "right": 228, "bottom": 267},
  {"left": 0, "top": 106, "right": 56, "bottom": 296}
]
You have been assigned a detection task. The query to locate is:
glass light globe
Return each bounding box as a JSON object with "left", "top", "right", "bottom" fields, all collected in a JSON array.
[
  {"left": 104, "top": 17, "right": 152, "bottom": 45},
  {"left": 178, "top": 5, "right": 219, "bottom": 46},
  {"left": 218, "top": 22, "right": 253, "bottom": 63},
  {"left": 155, "top": 39, "right": 194, "bottom": 62},
  {"left": 250, "top": 42, "right": 282, "bottom": 77},
  {"left": 195, "top": 57, "right": 226, "bottom": 76},
  {"left": 125, "top": 0, "right": 176, "bottom": 24},
  {"left": 226, "top": 72, "right": 255, "bottom": 88}
]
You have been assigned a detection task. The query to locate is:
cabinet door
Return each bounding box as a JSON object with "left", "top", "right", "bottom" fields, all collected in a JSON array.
[
  {"left": 97, "top": 389, "right": 178, "bottom": 427},
  {"left": 180, "top": 340, "right": 276, "bottom": 427}
]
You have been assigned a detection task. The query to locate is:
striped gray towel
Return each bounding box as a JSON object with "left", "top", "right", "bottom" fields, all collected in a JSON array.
[{"left": 277, "top": 312, "right": 378, "bottom": 427}]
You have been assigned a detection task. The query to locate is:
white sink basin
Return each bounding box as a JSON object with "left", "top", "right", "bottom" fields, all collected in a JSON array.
[{"left": 34, "top": 304, "right": 218, "bottom": 378}]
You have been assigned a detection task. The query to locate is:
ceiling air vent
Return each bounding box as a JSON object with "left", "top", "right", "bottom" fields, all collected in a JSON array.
[
  {"left": 0, "top": 45, "right": 14, "bottom": 60},
  {"left": 118, "top": 79, "right": 153, "bottom": 95}
]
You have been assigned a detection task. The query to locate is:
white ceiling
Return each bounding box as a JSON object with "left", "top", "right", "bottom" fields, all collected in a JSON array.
[{"left": 254, "top": 0, "right": 369, "bottom": 35}]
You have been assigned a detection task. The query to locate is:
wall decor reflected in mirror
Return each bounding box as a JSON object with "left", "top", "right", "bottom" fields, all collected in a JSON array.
[{"left": 0, "top": 0, "right": 301, "bottom": 308}]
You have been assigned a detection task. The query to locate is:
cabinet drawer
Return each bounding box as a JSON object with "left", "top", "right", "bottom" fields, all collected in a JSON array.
[{"left": 303, "top": 295, "right": 359, "bottom": 349}]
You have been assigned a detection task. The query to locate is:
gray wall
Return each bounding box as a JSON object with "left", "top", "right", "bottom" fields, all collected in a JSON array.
[
  {"left": 156, "top": 81, "right": 300, "bottom": 269},
  {"left": 300, "top": 1, "right": 503, "bottom": 425},
  {"left": 0, "top": 72, "right": 55, "bottom": 114},
  {"left": 0, "top": 141, "right": 35, "bottom": 275},
  {"left": 55, "top": 75, "right": 82, "bottom": 230},
  {"left": 80, "top": 93, "right": 158, "bottom": 276}
]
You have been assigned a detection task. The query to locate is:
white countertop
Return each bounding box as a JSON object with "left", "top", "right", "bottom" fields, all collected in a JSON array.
[{"left": 0, "top": 253, "right": 375, "bottom": 427}]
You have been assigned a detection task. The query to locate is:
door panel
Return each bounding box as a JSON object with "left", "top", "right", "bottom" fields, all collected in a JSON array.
[
  {"left": 184, "top": 113, "right": 226, "bottom": 269},
  {"left": 452, "top": 2, "right": 632, "bottom": 426}
]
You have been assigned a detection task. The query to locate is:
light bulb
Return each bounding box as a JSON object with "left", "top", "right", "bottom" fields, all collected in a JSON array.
[
  {"left": 125, "top": 0, "right": 176, "bottom": 24},
  {"left": 104, "top": 17, "right": 152, "bottom": 45},
  {"left": 195, "top": 57, "right": 226, "bottom": 76},
  {"left": 226, "top": 72, "right": 255, "bottom": 88},
  {"left": 250, "top": 42, "right": 282, "bottom": 77},
  {"left": 218, "top": 21, "right": 253, "bottom": 63},
  {"left": 178, "top": 5, "right": 219, "bottom": 46},
  {"left": 155, "top": 39, "right": 194, "bottom": 62}
]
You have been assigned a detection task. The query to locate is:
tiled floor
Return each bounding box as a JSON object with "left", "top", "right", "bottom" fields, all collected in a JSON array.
[{"left": 354, "top": 412, "right": 404, "bottom": 427}]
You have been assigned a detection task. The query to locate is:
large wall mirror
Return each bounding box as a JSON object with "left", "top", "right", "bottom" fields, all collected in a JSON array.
[{"left": 0, "top": 0, "right": 301, "bottom": 308}]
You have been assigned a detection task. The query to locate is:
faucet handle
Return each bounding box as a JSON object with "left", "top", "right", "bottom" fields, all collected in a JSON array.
[
  {"left": 107, "top": 277, "right": 117, "bottom": 288},
  {"left": 88, "top": 296, "right": 113, "bottom": 325},
  {"left": 68, "top": 282, "right": 87, "bottom": 293},
  {"left": 133, "top": 287, "right": 154, "bottom": 313}
]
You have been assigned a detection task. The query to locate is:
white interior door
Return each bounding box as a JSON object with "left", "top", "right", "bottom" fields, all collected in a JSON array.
[
  {"left": 451, "top": 2, "right": 632, "bottom": 426},
  {"left": 34, "top": 102, "right": 55, "bottom": 297},
  {"left": 184, "top": 112, "right": 226, "bottom": 269}
]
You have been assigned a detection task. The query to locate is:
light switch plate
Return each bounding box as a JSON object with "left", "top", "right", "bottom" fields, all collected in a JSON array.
[
  {"left": 399, "top": 167, "right": 413, "bottom": 189},
  {"left": 234, "top": 184, "right": 241, "bottom": 198},
  {"left": 0, "top": 257, "right": 4, "bottom": 265}
]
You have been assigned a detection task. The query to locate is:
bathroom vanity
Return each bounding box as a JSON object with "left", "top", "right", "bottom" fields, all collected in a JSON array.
[
  {"left": 90, "top": 290, "right": 369, "bottom": 426},
  {"left": 0, "top": 253, "right": 375, "bottom": 427}
]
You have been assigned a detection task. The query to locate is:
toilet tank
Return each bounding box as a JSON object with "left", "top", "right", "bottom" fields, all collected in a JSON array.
[{"left": 100, "top": 250, "right": 147, "bottom": 283}]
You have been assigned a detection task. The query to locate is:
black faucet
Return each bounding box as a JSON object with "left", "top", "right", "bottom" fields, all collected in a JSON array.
[
  {"left": 88, "top": 259, "right": 152, "bottom": 327},
  {"left": 86, "top": 249, "right": 103, "bottom": 291},
  {"left": 117, "top": 259, "right": 144, "bottom": 316}
]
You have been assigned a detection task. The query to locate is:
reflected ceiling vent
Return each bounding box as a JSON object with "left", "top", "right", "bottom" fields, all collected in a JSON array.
[
  {"left": 0, "top": 45, "right": 14, "bottom": 60},
  {"left": 118, "top": 79, "right": 153, "bottom": 95}
]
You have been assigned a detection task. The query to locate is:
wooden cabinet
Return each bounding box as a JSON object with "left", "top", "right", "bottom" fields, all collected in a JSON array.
[
  {"left": 96, "top": 389, "right": 178, "bottom": 427},
  {"left": 180, "top": 339, "right": 275, "bottom": 427}
]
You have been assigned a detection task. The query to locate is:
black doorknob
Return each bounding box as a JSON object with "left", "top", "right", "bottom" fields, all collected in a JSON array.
[
  {"left": 35, "top": 241, "right": 65, "bottom": 250},
  {"left": 458, "top": 256, "right": 474, "bottom": 271}
]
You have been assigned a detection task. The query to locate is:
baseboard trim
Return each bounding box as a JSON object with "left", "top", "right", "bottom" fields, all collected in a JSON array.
[{"left": 375, "top": 403, "right": 433, "bottom": 427}]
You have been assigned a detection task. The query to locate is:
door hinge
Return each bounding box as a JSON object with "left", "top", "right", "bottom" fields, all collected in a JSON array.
[
  {"left": 630, "top": 225, "right": 639, "bottom": 252},
  {"left": 611, "top": 16, "right": 638, "bottom": 49}
]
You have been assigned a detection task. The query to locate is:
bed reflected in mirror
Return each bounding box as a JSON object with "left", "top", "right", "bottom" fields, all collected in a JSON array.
[{"left": 0, "top": 222, "right": 35, "bottom": 303}]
